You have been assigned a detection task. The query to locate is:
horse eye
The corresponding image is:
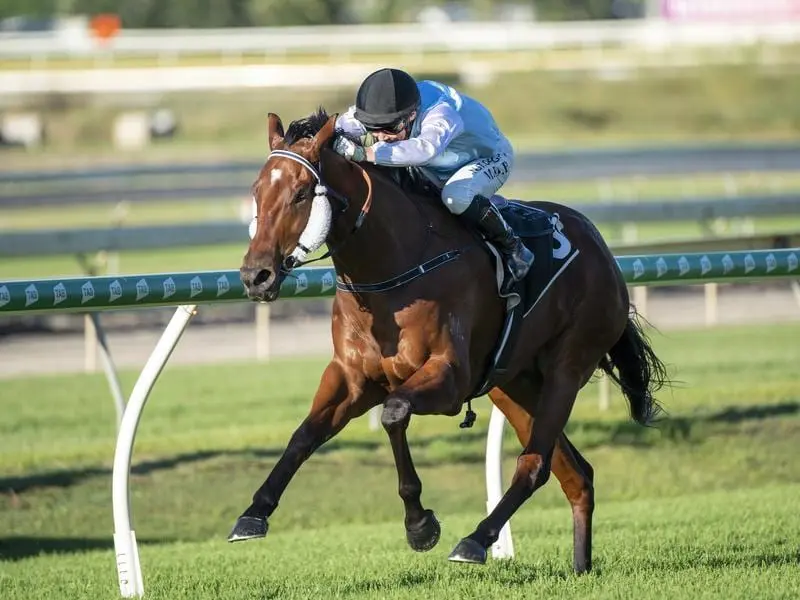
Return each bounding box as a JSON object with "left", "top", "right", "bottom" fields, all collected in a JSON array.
[{"left": 292, "top": 188, "right": 310, "bottom": 205}]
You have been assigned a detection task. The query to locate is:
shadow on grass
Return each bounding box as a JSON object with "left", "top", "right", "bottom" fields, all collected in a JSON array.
[
  {"left": 0, "top": 535, "right": 169, "bottom": 562},
  {"left": 565, "top": 400, "right": 800, "bottom": 449},
  {"left": 0, "top": 429, "right": 487, "bottom": 495},
  {"left": 2, "top": 401, "right": 796, "bottom": 496}
]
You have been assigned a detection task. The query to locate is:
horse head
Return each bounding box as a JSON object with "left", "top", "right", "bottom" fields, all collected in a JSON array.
[{"left": 240, "top": 109, "right": 367, "bottom": 302}]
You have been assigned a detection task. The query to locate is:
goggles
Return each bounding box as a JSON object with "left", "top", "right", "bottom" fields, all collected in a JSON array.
[{"left": 363, "top": 117, "right": 409, "bottom": 134}]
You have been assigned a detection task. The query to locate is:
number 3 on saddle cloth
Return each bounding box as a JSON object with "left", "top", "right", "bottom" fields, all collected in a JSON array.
[{"left": 471, "top": 195, "right": 580, "bottom": 399}]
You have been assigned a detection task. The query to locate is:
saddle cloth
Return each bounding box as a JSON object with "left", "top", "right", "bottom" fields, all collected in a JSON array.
[{"left": 470, "top": 195, "right": 580, "bottom": 398}]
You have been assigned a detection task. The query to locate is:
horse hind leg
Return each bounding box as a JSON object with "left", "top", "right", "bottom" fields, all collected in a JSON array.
[
  {"left": 553, "top": 433, "right": 594, "bottom": 574},
  {"left": 496, "top": 385, "right": 595, "bottom": 573},
  {"left": 449, "top": 371, "right": 594, "bottom": 573}
]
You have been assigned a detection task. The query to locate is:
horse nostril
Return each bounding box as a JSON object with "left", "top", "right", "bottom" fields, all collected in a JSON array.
[{"left": 253, "top": 269, "right": 272, "bottom": 287}]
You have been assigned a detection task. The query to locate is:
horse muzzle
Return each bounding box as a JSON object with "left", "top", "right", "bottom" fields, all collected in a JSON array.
[{"left": 240, "top": 266, "right": 282, "bottom": 302}]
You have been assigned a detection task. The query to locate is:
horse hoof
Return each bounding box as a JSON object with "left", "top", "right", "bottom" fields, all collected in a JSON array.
[
  {"left": 406, "top": 509, "right": 441, "bottom": 552},
  {"left": 448, "top": 537, "right": 487, "bottom": 564},
  {"left": 227, "top": 516, "right": 268, "bottom": 543}
]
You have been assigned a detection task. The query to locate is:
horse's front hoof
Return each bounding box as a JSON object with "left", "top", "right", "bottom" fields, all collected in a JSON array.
[
  {"left": 406, "top": 509, "right": 441, "bottom": 552},
  {"left": 448, "top": 537, "right": 487, "bottom": 564},
  {"left": 227, "top": 515, "right": 268, "bottom": 542}
]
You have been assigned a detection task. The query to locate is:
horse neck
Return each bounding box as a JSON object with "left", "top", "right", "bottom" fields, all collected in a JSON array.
[{"left": 328, "top": 168, "right": 428, "bottom": 285}]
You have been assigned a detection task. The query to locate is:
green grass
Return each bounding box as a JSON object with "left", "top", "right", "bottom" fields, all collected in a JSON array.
[{"left": 1, "top": 321, "right": 799, "bottom": 598}]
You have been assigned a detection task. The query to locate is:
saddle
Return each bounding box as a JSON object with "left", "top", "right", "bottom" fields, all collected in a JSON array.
[{"left": 472, "top": 195, "right": 578, "bottom": 398}]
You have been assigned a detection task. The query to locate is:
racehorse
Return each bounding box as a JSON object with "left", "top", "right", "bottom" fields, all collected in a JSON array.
[{"left": 230, "top": 108, "right": 668, "bottom": 572}]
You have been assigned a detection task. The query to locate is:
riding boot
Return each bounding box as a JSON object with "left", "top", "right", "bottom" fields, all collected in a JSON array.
[{"left": 462, "top": 194, "right": 535, "bottom": 281}]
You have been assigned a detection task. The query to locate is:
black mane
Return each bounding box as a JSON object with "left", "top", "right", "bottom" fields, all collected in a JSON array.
[{"left": 283, "top": 107, "right": 331, "bottom": 146}]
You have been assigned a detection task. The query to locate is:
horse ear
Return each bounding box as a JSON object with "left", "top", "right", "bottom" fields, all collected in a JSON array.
[
  {"left": 267, "top": 113, "right": 284, "bottom": 150},
  {"left": 310, "top": 114, "right": 338, "bottom": 157}
]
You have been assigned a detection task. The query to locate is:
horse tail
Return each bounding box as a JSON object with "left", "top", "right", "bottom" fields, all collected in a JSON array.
[{"left": 598, "top": 310, "right": 668, "bottom": 426}]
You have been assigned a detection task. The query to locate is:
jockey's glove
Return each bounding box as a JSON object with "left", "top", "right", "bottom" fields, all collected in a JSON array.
[
  {"left": 359, "top": 132, "right": 377, "bottom": 147},
  {"left": 333, "top": 136, "right": 366, "bottom": 162}
]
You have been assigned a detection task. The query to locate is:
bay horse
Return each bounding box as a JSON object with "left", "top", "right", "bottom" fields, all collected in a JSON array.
[{"left": 231, "top": 108, "right": 667, "bottom": 572}]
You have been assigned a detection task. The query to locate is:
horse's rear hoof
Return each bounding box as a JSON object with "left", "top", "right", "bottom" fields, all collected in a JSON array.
[
  {"left": 227, "top": 516, "right": 268, "bottom": 542},
  {"left": 448, "top": 537, "right": 487, "bottom": 564},
  {"left": 406, "top": 509, "right": 441, "bottom": 552}
]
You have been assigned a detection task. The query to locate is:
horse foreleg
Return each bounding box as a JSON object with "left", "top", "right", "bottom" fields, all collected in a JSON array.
[
  {"left": 449, "top": 369, "right": 581, "bottom": 564},
  {"left": 382, "top": 357, "right": 462, "bottom": 552},
  {"left": 228, "top": 359, "right": 380, "bottom": 542}
]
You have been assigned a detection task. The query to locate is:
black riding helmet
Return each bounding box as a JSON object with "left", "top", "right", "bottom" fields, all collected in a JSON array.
[{"left": 354, "top": 68, "right": 420, "bottom": 131}]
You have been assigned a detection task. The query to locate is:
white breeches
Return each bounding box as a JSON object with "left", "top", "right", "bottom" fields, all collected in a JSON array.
[{"left": 441, "top": 141, "right": 514, "bottom": 215}]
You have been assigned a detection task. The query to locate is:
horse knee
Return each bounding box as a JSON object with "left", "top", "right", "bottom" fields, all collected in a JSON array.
[
  {"left": 513, "top": 453, "right": 552, "bottom": 494},
  {"left": 381, "top": 396, "right": 411, "bottom": 431}
]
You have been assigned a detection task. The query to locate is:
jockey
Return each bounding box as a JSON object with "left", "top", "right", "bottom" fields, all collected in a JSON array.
[{"left": 332, "top": 67, "right": 534, "bottom": 282}]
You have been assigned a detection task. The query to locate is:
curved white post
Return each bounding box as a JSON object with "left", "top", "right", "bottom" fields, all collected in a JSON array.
[
  {"left": 485, "top": 404, "right": 515, "bottom": 559},
  {"left": 112, "top": 305, "right": 197, "bottom": 598}
]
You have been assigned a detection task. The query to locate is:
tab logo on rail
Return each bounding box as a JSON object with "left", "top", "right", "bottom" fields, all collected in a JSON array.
[
  {"left": 789, "top": 253, "right": 798, "bottom": 272},
  {"left": 744, "top": 254, "right": 755, "bottom": 274},
  {"left": 53, "top": 283, "right": 67, "bottom": 306},
  {"left": 163, "top": 277, "right": 176, "bottom": 299},
  {"left": 655, "top": 257, "right": 668, "bottom": 278},
  {"left": 109, "top": 280, "right": 122, "bottom": 302},
  {"left": 766, "top": 253, "right": 777, "bottom": 273},
  {"left": 321, "top": 271, "right": 334, "bottom": 293},
  {"left": 294, "top": 273, "right": 308, "bottom": 294},
  {"left": 722, "top": 254, "right": 734, "bottom": 275},
  {"left": 0, "top": 285, "right": 10, "bottom": 308},
  {"left": 678, "top": 256, "right": 690, "bottom": 276},
  {"left": 81, "top": 282, "right": 95, "bottom": 304},
  {"left": 25, "top": 284, "right": 39, "bottom": 307},
  {"left": 216, "top": 275, "right": 230, "bottom": 297},
  {"left": 632, "top": 259, "right": 644, "bottom": 280},
  {"left": 700, "top": 255, "right": 712, "bottom": 275},
  {"left": 189, "top": 276, "right": 203, "bottom": 298},
  {"left": 136, "top": 279, "right": 150, "bottom": 301}
]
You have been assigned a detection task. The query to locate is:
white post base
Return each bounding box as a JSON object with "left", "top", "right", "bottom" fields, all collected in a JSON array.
[
  {"left": 485, "top": 404, "right": 515, "bottom": 559},
  {"left": 114, "top": 530, "right": 144, "bottom": 598}
]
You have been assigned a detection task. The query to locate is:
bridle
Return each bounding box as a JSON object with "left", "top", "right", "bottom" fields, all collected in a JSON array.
[{"left": 260, "top": 148, "right": 373, "bottom": 272}]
